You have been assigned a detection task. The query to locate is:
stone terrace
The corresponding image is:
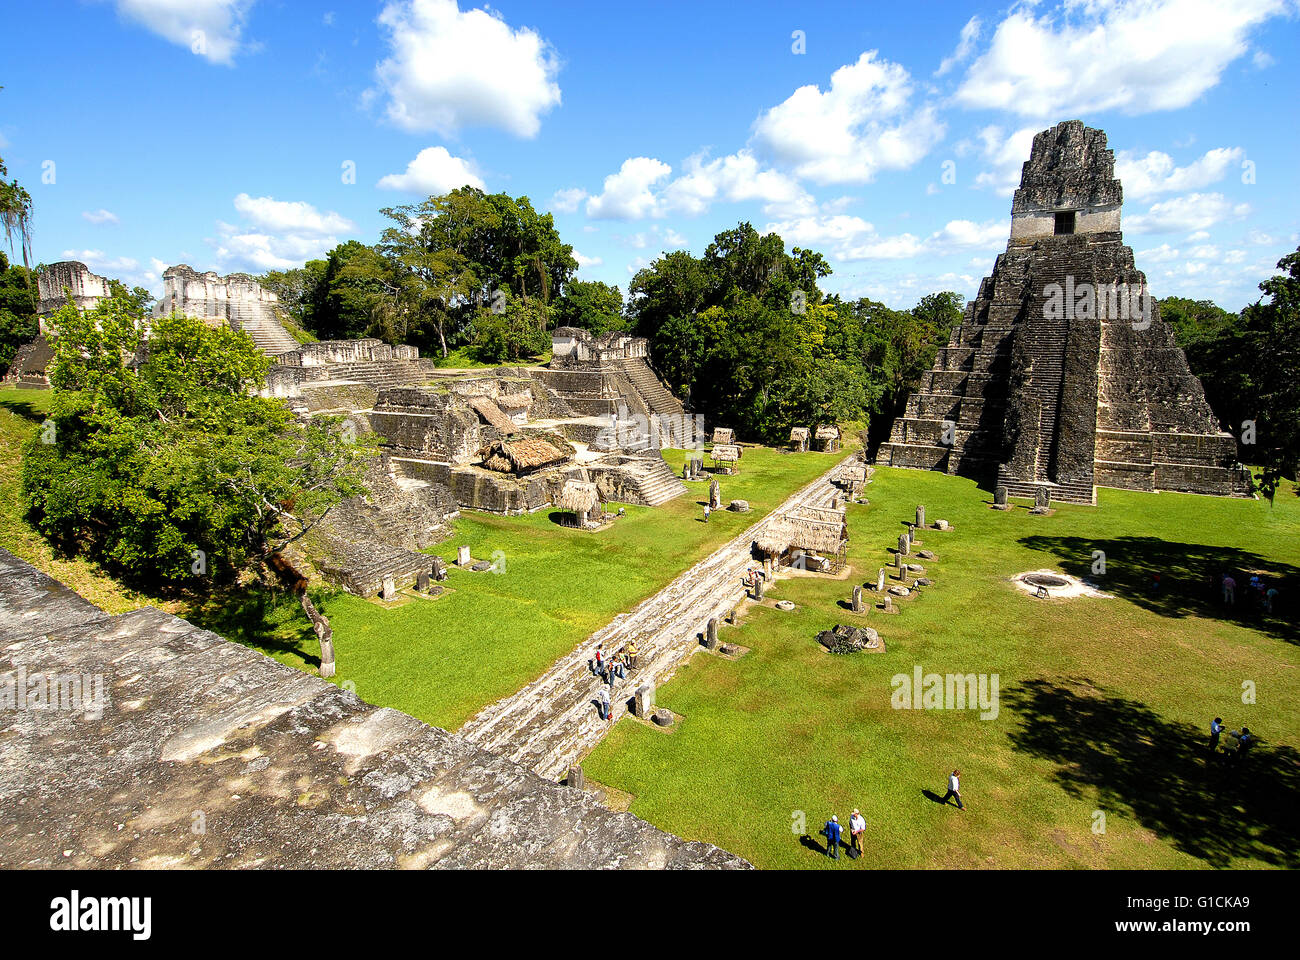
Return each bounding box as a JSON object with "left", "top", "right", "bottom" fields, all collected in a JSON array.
[{"left": 0, "top": 548, "right": 747, "bottom": 869}]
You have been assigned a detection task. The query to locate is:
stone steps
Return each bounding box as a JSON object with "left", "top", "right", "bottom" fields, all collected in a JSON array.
[
  {"left": 461, "top": 457, "right": 855, "bottom": 780},
  {"left": 239, "top": 318, "right": 300, "bottom": 357}
]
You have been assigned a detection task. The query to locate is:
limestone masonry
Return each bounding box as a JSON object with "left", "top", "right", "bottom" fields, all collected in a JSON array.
[
  {"left": 876, "top": 120, "right": 1247, "bottom": 503},
  {"left": 0, "top": 547, "right": 748, "bottom": 870}
]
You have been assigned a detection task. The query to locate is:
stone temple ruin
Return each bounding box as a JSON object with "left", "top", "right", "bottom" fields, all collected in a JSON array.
[
  {"left": 10, "top": 260, "right": 697, "bottom": 598},
  {"left": 153, "top": 264, "right": 300, "bottom": 355},
  {"left": 269, "top": 329, "right": 692, "bottom": 598},
  {"left": 877, "top": 120, "right": 1247, "bottom": 503}
]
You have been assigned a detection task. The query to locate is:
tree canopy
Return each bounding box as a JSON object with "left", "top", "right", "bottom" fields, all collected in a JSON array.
[{"left": 22, "top": 292, "right": 374, "bottom": 586}]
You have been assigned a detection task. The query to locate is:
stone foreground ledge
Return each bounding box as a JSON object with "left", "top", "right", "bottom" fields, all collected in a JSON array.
[{"left": 0, "top": 548, "right": 748, "bottom": 870}]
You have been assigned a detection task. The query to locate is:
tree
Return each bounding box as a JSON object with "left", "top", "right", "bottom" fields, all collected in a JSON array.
[
  {"left": 0, "top": 89, "right": 33, "bottom": 272},
  {"left": 377, "top": 187, "right": 577, "bottom": 357},
  {"left": 469, "top": 291, "right": 551, "bottom": 363},
  {"left": 0, "top": 251, "right": 37, "bottom": 375},
  {"left": 554, "top": 280, "right": 625, "bottom": 334},
  {"left": 21, "top": 293, "right": 375, "bottom": 588},
  {"left": 1238, "top": 248, "right": 1300, "bottom": 500}
]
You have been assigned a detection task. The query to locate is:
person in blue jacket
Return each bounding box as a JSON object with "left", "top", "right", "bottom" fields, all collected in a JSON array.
[{"left": 823, "top": 815, "right": 842, "bottom": 859}]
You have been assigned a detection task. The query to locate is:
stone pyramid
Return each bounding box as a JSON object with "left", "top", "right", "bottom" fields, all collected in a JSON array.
[{"left": 876, "top": 120, "right": 1248, "bottom": 504}]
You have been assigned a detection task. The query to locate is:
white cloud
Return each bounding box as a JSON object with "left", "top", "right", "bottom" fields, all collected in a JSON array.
[
  {"left": 585, "top": 157, "right": 672, "bottom": 220},
  {"left": 1138, "top": 243, "right": 1182, "bottom": 263},
  {"left": 1252, "top": 49, "right": 1275, "bottom": 68},
  {"left": 831, "top": 271, "right": 979, "bottom": 309},
  {"left": 936, "top": 16, "right": 981, "bottom": 76},
  {"left": 661, "top": 149, "right": 815, "bottom": 217},
  {"left": 115, "top": 0, "right": 253, "bottom": 66},
  {"left": 766, "top": 214, "right": 1004, "bottom": 262},
  {"left": 550, "top": 187, "right": 588, "bottom": 214},
  {"left": 376, "top": 146, "right": 485, "bottom": 193},
  {"left": 971, "top": 125, "right": 1039, "bottom": 196},
  {"left": 373, "top": 0, "right": 561, "bottom": 137},
  {"left": 212, "top": 195, "right": 356, "bottom": 272},
  {"left": 618, "top": 225, "right": 689, "bottom": 251},
  {"left": 60, "top": 248, "right": 168, "bottom": 293},
  {"left": 954, "top": 0, "right": 1288, "bottom": 118},
  {"left": 753, "top": 51, "right": 945, "bottom": 185},
  {"left": 81, "top": 208, "right": 120, "bottom": 225},
  {"left": 61, "top": 249, "right": 138, "bottom": 274},
  {"left": 1115, "top": 147, "right": 1244, "bottom": 200},
  {"left": 1125, "top": 192, "right": 1251, "bottom": 234},
  {"left": 573, "top": 251, "right": 602, "bottom": 269}
]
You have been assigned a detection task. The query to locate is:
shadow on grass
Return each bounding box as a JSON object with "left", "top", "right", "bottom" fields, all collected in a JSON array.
[
  {"left": 187, "top": 585, "right": 322, "bottom": 668},
  {"left": 1020, "top": 534, "right": 1298, "bottom": 645},
  {"left": 0, "top": 394, "right": 47, "bottom": 423},
  {"left": 1004, "top": 677, "right": 1299, "bottom": 868}
]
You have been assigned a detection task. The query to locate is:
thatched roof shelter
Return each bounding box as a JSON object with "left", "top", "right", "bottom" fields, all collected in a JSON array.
[
  {"left": 711, "top": 443, "right": 741, "bottom": 463},
  {"left": 815, "top": 424, "right": 841, "bottom": 441},
  {"left": 754, "top": 514, "right": 847, "bottom": 557},
  {"left": 790, "top": 427, "right": 810, "bottom": 442},
  {"left": 469, "top": 396, "right": 518, "bottom": 435},
  {"left": 559, "top": 480, "right": 601, "bottom": 515},
  {"left": 712, "top": 427, "right": 734, "bottom": 444},
  {"left": 479, "top": 435, "right": 571, "bottom": 474}
]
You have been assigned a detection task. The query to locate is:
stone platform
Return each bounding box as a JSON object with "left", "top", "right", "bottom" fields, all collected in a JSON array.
[{"left": 0, "top": 548, "right": 748, "bottom": 869}]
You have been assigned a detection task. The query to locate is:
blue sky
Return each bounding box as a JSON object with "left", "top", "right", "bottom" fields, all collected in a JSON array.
[{"left": 1, "top": 0, "right": 1297, "bottom": 311}]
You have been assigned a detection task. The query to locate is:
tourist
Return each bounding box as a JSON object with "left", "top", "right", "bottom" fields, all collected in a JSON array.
[
  {"left": 1230, "top": 727, "right": 1255, "bottom": 765},
  {"left": 610, "top": 648, "right": 626, "bottom": 682},
  {"left": 626, "top": 640, "right": 639, "bottom": 671},
  {"left": 597, "top": 685, "right": 611, "bottom": 722},
  {"left": 941, "top": 769, "right": 964, "bottom": 810},
  {"left": 823, "top": 815, "right": 841, "bottom": 859},
  {"left": 1222, "top": 573, "right": 1236, "bottom": 606},
  {"left": 1265, "top": 586, "right": 1278, "bottom": 615},
  {"left": 703, "top": 504, "right": 711, "bottom": 523},
  {"left": 1150, "top": 571, "right": 1161, "bottom": 593},
  {"left": 849, "top": 808, "right": 866, "bottom": 857},
  {"left": 594, "top": 644, "right": 606, "bottom": 679},
  {"left": 1208, "top": 717, "right": 1224, "bottom": 753}
]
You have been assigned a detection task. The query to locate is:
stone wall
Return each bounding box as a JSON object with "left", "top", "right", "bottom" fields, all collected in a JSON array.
[{"left": 35, "top": 261, "right": 113, "bottom": 329}]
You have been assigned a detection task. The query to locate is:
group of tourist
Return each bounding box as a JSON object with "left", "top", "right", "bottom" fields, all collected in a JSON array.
[
  {"left": 821, "top": 809, "right": 869, "bottom": 860},
  {"left": 1207, "top": 717, "right": 1256, "bottom": 764},
  {"left": 821, "top": 770, "right": 964, "bottom": 862},
  {"left": 591, "top": 641, "right": 639, "bottom": 721},
  {"left": 1215, "top": 571, "right": 1279, "bottom": 615}
]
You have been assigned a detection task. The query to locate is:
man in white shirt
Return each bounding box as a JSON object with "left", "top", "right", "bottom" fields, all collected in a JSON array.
[
  {"left": 941, "top": 769, "right": 964, "bottom": 810},
  {"left": 849, "top": 809, "right": 867, "bottom": 856}
]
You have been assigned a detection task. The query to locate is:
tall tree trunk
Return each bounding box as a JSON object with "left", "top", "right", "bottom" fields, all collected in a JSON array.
[{"left": 300, "top": 593, "right": 335, "bottom": 678}]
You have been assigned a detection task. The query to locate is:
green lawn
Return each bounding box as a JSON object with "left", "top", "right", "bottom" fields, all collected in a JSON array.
[
  {"left": 190, "top": 443, "right": 848, "bottom": 730},
  {"left": 581, "top": 467, "right": 1300, "bottom": 869}
]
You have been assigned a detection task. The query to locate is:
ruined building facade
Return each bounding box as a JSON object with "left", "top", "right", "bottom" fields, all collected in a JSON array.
[
  {"left": 876, "top": 121, "right": 1247, "bottom": 503},
  {"left": 155, "top": 264, "right": 299, "bottom": 356}
]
